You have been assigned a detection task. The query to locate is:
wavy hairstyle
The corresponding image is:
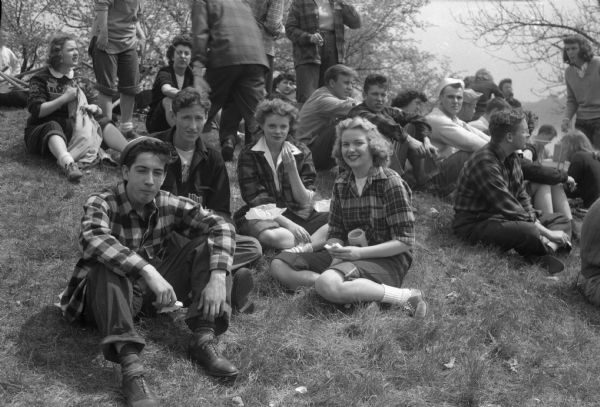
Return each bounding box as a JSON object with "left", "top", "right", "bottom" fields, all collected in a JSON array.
[
  {"left": 332, "top": 117, "right": 391, "bottom": 171},
  {"left": 166, "top": 34, "right": 193, "bottom": 65},
  {"left": 488, "top": 108, "right": 526, "bottom": 143},
  {"left": 47, "top": 33, "right": 76, "bottom": 70},
  {"left": 563, "top": 35, "right": 594, "bottom": 64},
  {"left": 255, "top": 98, "right": 299, "bottom": 131},
  {"left": 561, "top": 129, "right": 596, "bottom": 161}
]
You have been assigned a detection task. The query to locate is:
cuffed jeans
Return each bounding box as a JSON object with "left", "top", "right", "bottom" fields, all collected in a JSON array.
[{"left": 84, "top": 233, "right": 232, "bottom": 363}]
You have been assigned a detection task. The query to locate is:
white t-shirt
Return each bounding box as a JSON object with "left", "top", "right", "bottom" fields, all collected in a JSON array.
[{"left": 176, "top": 147, "right": 194, "bottom": 182}]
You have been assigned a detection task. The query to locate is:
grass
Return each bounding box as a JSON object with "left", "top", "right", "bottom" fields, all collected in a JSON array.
[{"left": 2, "top": 107, "right": 600, "bottom": 406}]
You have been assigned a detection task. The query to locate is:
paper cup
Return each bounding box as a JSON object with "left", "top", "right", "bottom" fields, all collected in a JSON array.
[{"left": 348, "top": 228, "right": 368, "bottom": 247}]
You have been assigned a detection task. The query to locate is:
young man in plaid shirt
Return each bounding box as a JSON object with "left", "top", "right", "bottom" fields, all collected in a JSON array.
[
  {"left": 453, "top": 109, "right": 572, "bottom": 274},
  {"left": 60, "top": 137, "right": 246, "bottom": 406}
]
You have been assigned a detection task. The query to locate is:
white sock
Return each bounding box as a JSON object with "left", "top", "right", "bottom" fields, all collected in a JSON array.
[
  {"left": 120, "top": 122, "right": 133, "bottom": 132},
  {"left": 381, "top": 284, "right": 412, "bottom": 305},
  {"left": 57, "top": 152, "right": 74, "bottom": 168}
]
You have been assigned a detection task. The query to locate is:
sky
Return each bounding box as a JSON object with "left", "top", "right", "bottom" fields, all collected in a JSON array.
[{"left": 411, "top": 0, "right": 564, "bottom": 102}]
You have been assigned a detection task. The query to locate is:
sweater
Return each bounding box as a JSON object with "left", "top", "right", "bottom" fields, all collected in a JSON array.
[{"left": 565, "top": 56, "right": 600, "bottom": 121}]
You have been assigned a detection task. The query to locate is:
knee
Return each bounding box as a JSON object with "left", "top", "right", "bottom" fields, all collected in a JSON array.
[
  {"left": 270, "top": 259, "right": 289, "bottom": 281},
  {"left": 314, "top": 274, "right": 344, "bottom": 303},
  {"left": 259, "top": 228, "right": 294, "bottom": 249}
]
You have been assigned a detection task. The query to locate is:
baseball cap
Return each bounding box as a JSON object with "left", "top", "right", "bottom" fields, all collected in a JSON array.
[{"left": 463, "top": 88, "right": 483, "bottom": 104}]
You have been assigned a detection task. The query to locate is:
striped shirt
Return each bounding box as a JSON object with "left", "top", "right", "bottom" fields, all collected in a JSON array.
[{"left": 59, "top": 182, "right": 235, "bottom": 322}]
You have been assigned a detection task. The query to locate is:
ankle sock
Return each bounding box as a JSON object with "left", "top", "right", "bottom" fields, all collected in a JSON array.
[
  {"left": 120, "top": 122, "right": 134, "bottom": 133},
  {"left": 58, "top": 152, "right": 74, "bottom": 168},
  {"left": 381, "top": 285, "right": 412, "bottom": 305}
]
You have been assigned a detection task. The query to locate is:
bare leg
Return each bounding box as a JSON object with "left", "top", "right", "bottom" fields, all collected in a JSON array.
[
  {"left": 258, "top": 227, "right": 296, "bottom": 249},
  {"left": 530, "top": 182, "right": 553, "bottom": 213},
  {"left": 120, "top": 93, "right": 135, "bottom": 127},
  {"left": 102, "top": 123, "right": 128, "bottom": 152},
  {"left": 550, "top": 184, "right": 573, "bottom": 219},
  {"left": 270, "top": 259, "right": 320, "bottom": 290},
  {"left": 309, "top": 224, "right": 329, "bottom": 251},
  {"left": 98, "top": 93, "right": 113, "bottom": 122},
  {"left": 315, "top": 269, "right": 385, "bottom": 304}
]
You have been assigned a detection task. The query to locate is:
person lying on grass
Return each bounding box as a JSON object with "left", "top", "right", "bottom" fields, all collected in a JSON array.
[
  {"left": 269, "top": 117, "right": 427, "bottom": 318},
  {"left": 234, "top": 98, "right": 329, "bottom": 252},
  {"left": 452, "top": 109, "right": 572, "bottom": 275},
  {"left": 59, "top": 137, "right": 252, "bottom": 407},
  {"left": 25, "top": 32, "right": 128, "bottom": 182}
]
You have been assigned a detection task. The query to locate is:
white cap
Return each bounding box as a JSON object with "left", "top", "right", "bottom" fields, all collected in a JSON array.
[{"left": 435, "top": 78, "right": 464, "bottom": 98}]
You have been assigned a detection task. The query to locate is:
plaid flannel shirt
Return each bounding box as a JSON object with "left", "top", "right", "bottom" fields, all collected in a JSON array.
[
  {"left": 60, "top": 182, "right": 235, "bottom": 322},
  {"left": 191, "top": 0, "right": 269, "bottom": 68},
  {"left": 328, "top": 166, "right": 415, "bottom": 250},
  {"left": 246, "top": 0, "right": 284, "bottom": 56},
  {"left": 453, "top": 143, "right": 536, "bottom": 224},
  {"left": 234, "top": 138, "right": 317, "bottom": 225},
  {"left": 348, "top": 103, "right": 432, "bottom": 144},
  {"left": 285, "top": 0, "right": 361, "bottom": 66}
]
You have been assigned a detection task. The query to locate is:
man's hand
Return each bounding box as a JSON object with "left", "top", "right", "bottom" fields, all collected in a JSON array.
[
  {"left": 326, "top": 244, "right": 362, "bottom": 261},
  {"left": 423, "top": 137, "right": 438, "bottom": 157},
  {"left": 96, "top": 31, "right": 109, "bottom": 51},
  {"left": 141, "top": 266, "right": 177, "bottom": 309},
  {"left": 407, "top": 136, "right": 427, "bottom": 157},
  {"left": 310, "top": 33, "right": 324, "bottom": 46},
  {"left": 198, "top": 269, "right": 227, "bottom": 322},
  {"left": 546, "top": 229, "right": 571, "bottom": 246}
]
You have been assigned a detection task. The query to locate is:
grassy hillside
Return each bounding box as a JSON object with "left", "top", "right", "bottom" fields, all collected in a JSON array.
[{"left": 1, "top": 108, "right": 599, "bottom": 407}]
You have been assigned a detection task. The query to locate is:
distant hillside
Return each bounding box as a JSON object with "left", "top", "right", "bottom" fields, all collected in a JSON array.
[{"left": 523, "top": 95, "right": 565, "bottom": 133}]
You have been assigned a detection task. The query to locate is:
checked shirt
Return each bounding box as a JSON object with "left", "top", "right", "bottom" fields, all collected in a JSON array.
[
  {"left": 453, "top": 142, "right": 536, "bottom": 223},
  {"left": 328, "top": 166, "right": 415, "bottom": 250},
  {"left": 60, "top": 182, "right": 235, "bottom": 322}
]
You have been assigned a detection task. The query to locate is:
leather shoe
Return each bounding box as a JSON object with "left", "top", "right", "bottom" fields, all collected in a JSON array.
[
  {"left": 122, "top": 375, "right": 159, "bottom": 407},
  {"left": 188, "top": 328, "right": 239, "bottom": 377},
  {"left": 221, "top": 140, "right": 234, "bottom": 162}
]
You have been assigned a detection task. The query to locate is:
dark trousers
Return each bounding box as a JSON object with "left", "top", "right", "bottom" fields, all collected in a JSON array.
[
  {"left": 575, "top": 118, "right": 600, "bottom": 149},
  {"left": 431, "top": 150, "right": 473, "bottom": 197},
  {"left": 84, "top": 234, "right": 232, "bottom": 363},
  {"left": 202, "top": 64, "right": 266, "bottom": 147},
  {"left": 295, "top": 31, "right": 338, "bottom": 104},
  {"left": 308, "top": 121, "right": 338, "bottom": 171},
  {"left": 453, "top": 212, "right": 571, "bottom": 256}
]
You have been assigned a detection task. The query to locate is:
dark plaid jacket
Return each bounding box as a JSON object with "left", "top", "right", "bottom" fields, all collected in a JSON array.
[
  {"left": 285, "top": 0, "right": 361, "bottom": 66},
  {"left": 59, "top": 183, "right": 235, "bottom": 322},
  {"left": 234, "top": 138, "right": 317, "bottom": 226}
]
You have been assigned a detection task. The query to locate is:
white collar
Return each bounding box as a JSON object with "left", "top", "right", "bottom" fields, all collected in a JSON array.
[
  {"left": 49, "top": 66, "right": 74, "bottom": 79},
  {"left": 251, "top": 137, "right": 301, "bottom": 156}
]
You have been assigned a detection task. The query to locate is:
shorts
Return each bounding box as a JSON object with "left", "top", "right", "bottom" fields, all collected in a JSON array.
[
  {"left": 239, "top": 209, "right": 328, "bottom": 239},
  {"left": 24, "top": 117, "right": 112, "bottom": 157},
  {"left": 91, "top": 37, "right": 140, "bottom": 97},
  {"left": 274, "top": 250, "right": 412, "bottom": 288}
]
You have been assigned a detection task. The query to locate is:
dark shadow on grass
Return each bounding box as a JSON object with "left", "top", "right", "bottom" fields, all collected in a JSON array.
[{"left": 16, "top": 305, "right": 114, "bottom": 395}]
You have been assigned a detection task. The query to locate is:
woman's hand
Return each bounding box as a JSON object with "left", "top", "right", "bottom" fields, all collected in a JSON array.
[
  {"left": 288, "top": 222, "right": 311, "bottom": 244},
  {"left": 281, "top": 144, "right": 298, "bottom": 171}
]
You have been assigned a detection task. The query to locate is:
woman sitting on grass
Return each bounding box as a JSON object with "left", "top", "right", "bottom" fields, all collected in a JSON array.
[
  {"left": 24, "top": 33, "right": 127, "bottom": 182},
  {"left": 270, "top": 117, "right": 427, "bottom": 318},
  {"left": 562, "top": 130, "right": 600, "bottom": 208},
  {"left": 234, "top": 98, "right": 329, "bottom": 252}
]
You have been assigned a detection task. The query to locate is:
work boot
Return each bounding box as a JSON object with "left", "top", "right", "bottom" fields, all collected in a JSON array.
[
  {"left": 122, "top": 375, "right": 158, "bottom": 407},
  {"left": 63, "top": 162, "right": 83, "bottom": 182},
  {"left": 188, "top": 328, "right": 239, "bottom": 378},
  {"left": 221, "top": 139, "right": 235, "bottom": 162}
]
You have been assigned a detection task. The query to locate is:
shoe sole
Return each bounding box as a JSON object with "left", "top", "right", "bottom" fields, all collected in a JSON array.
[{"left": 540, "top": 255, "right": 565, "bottom": 275}]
